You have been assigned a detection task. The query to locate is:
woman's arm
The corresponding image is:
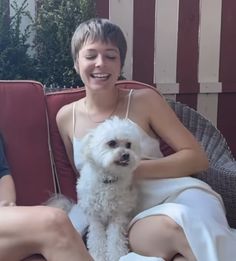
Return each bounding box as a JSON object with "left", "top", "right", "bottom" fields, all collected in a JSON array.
[
  {"left": 56, "top": 105, "right": 79, "bottom": 175},
  {"left": 133, "top": 89, "right": 209, "bottom": 179}
]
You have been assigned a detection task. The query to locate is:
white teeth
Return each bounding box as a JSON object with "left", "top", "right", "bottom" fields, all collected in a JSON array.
[{"left": 92, "top": 73, "right": 109, "bottom": 78}]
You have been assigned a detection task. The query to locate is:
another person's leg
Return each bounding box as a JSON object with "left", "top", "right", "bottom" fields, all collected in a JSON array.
[{"left": 0, "top": 206, "right": 93, "bottom": 261}]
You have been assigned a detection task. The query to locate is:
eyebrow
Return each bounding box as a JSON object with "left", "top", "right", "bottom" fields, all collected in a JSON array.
[{"left": 84, "top": 48, "right": 119, "bottom": 53}]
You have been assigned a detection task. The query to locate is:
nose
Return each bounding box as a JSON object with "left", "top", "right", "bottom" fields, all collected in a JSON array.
[
  {"left": 95, "top": 55, "right": 105, "bottom": 67},
  {"left": 121, "top": 153, "right": 129, "bottom": 162}
]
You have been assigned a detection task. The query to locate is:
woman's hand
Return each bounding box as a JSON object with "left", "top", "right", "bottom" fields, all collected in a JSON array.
[{"left": 133, "top": 159, "right": 154, "bottom": 180}]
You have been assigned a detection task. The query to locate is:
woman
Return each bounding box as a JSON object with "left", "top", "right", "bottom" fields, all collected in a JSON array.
[
  {"left": 57, "top": 18, "right": 236, "bottom": 261},
  {"left": 0, "top": 133, "right": 93, "bottom": 261}
]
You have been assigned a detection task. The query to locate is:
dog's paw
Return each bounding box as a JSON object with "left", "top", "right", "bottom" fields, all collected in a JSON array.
[
  {"left": 106, "top": 222, "right": 129, "bottom": 261},
  {"left": 89, "top": 250, "right": 107, "bottom": 261},
  {"left": 106, "top": 243, "right": 129, "bottom": 261},
  {"left": 88, "top": 244, "right": 107, "bottom": 261},
  {"left": 91, "top": 255, "right": 107, "bottom": 261},
  {"left": 87, "top": 222, "right": 107, "bottom": 261}
]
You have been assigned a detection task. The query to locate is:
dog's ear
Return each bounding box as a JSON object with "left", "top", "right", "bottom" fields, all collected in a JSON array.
[{"left": 77, "top": 132, "right": 94, "bottom": 166}]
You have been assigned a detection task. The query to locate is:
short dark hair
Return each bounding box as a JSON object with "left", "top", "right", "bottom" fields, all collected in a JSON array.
[{"left": 71, "top": 18, "right": 127, "bottom": 69}]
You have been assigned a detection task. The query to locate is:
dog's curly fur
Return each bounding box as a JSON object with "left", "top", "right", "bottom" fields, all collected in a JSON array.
[{"left": 77, "top": 116, "right": 142, "bottom": 261}]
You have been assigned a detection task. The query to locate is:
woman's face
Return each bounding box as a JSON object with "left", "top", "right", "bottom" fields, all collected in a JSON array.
[{"left": 75, "top": 40, "right": 121, "bottom": 91}]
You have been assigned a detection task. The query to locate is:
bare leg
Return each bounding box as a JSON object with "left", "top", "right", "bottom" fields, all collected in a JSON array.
[
  {"left": 0, "top": 206, "right": 93, "bottom": 261},
  {"left": 129, "top": 215, "right": 196, "bottom": 261}
]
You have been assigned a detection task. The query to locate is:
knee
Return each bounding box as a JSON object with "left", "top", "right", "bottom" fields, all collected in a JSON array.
[
  {"left": 39, "top": 206, "right": 68, "bottom": 227},
  {"left": 129, "top": 214, "right": 181, "bottom": 243},
  {"left": 37, "top": 206, "right": 76, "bottom": 246},
  {"left": 129, "top": 215, "right": 183, "bottom": 258}
]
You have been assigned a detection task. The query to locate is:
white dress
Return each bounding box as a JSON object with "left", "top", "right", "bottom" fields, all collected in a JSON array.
[{"left": 70, "top": 91, "right": 236, "bottom": 261}]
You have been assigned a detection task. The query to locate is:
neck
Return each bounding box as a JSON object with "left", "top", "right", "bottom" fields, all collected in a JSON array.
[
  {"left": 85, "top": 87, "right": 118, "bottom": 107},
  {"left": 84, "top": 88, "right": 119, "bottom": 123}
]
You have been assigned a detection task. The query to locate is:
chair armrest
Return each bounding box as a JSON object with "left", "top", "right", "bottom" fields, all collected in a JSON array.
[{"left": 195, "top": 164, "right": 236, "bottom": 228}]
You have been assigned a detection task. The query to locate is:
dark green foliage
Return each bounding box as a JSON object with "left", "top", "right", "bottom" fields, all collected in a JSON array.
[
  {"left": 0, "top": 0, "right": 96, "bottom": 87},
  {"left": 34, "top": 0, "right": 95, "bottom": 87},
  {"left": 0, "top": 0, "right": 35, "bottom": 79}
]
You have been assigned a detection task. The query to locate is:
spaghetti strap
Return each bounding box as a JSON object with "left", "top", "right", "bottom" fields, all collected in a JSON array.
[
  {"left": 125, "top": 89, "right": 134, "bottom": 119},
  {"left": 72, "top": 102, "right": 76, "bottom": 136}
]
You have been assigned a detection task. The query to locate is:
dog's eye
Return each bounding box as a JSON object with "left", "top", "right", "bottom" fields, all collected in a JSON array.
[
  {"left": 107, "top": 140, "right": 117, "bottom": 148},
  {"left": 126, "top": 142, "right": 131, "bottom": 149}
]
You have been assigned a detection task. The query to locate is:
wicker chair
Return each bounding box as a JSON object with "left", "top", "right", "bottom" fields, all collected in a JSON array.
[{"left": 167, "top": 99, "right": 236, "bottom": 228}]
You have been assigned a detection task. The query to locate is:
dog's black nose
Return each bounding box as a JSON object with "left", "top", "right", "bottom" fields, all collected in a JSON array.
[{"left": 121, "top": 153, "right": 129, "bottom": 161}]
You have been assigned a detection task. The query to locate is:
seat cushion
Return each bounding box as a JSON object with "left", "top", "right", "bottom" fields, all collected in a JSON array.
[
  {"left": 45, "top": 88, "right": 86, "bottom": 200},
  {"left": 0, "top": 81, "right": 55, "bottom": 205}
]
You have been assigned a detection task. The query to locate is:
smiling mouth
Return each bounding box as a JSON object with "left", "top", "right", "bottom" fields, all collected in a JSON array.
[{"left": 91, "top": 73, "right": 110, "bottom": 80}]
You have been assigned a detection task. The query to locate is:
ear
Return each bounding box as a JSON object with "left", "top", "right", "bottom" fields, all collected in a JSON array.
[{"left": 74, "top": 61, "right": 80, "bottom": 74}]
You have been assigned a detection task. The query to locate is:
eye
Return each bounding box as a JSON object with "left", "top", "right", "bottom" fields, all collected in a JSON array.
[
  {"left": 106, "top": 51, "right": 118, "bottom": 60},
  {"left": 85, "top": 55, "right": 96, "bottom": 60},
  {"left": 107, "top": 140, "right": 117, "bottom": 148},
  {"left": 126, "top": 142, "right": 131, "bottom": 149},
  {"left": 106, "top": 55, "right": 117, "bottom": 60},
  {"left": 83, "top": 51, "right": 97, "bottom": 60}
]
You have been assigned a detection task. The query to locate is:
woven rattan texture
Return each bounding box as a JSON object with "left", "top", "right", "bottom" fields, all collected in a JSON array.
[{"left": 168, "top": 99, "right": 236, "bottom": 228}]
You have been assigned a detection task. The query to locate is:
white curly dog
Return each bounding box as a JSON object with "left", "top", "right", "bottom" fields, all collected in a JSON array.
[{"left": 76, "top": 116, "right": 142, "bottom": 261}]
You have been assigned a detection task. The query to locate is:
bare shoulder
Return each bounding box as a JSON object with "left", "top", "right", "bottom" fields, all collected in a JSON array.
[
  {"left": 56, "top": 102, "right": 76, "bottom": 140},
  {"left": 56, "top": 103, "right": 73, "bottom": 122},
  {"left": 132, "top": 87, "right": 163, "bottom": 102},
  {"left": 131, "top": 87, "right": 169, "bottom": 114}
]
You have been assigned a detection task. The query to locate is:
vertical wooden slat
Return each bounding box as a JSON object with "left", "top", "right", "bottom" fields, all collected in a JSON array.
[
  {"left": 154, "top": 0, "right": 179, "bottom": 92},
  {"left": 132, "top": 0, "right": 155, "bottom": 85},
  {"left": 177, "top": 0, "right": 199, "bottom": 93},
  {"left": 197, "top": 93, "right": 218, "bottom": 126},
  {"left": 109, "top": 0, "right": 134, "bottom": 80},
  {"left": 219, "top": 0, "right": 236, "bottom": 92},
  {"left": 176, "top": 94, "right": 198, "bottom": 110},
  {"left": 218, "top": 93, "right": 236, "bottom": 158},
  {"left": 198, "top": 0, "right": 222, "bottom": 86},
  {"left": 95, "top": 0, "right": 109, "bottom": 18}
]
